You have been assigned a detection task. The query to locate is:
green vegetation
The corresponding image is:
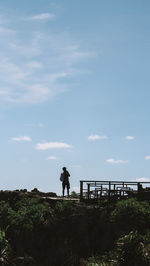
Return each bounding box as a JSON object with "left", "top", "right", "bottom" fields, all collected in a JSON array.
[
  {"left": 70, "top": 191, "right": 79, "bottom": 198},
  {"left": 0, "top": 229, "right": 10, "bottom": 265},
  {"left": 0, "top": 198, "right": 53, "bottom": 231},
  {"left": 88, "top": 198, "right": 150, "bottom": 266},
  {"left": 111, "top": 198, "right": 150, "bottom": 233},
  {"left": 55, "top": 200, "right": 75, "bottom": 215},
  {"left": 0, "top": 194, "right": 150, "bottom": 265},
  {"left": 116, "top": 231, "right": 150, "bottom": 266}
]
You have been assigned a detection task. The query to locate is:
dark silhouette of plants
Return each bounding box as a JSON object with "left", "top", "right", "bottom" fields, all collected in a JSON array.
[
  {"left": 7, "top": 198, "right": 51, "bottom": 231},
  {"left": 116, "top": 231, "right": 150, "bottom": 266},
  {"left": 0, "top": 201, "right": 12, "bottom": 230},
  {"left": 55, "top": 200, "right": 74, "bottom": 215},
  {"left": 111, "top": 198, "right": 150, "bottom": 234},
  {"left": 0, "top": 229, "right": 14, "bottom": 265},
  {"left": 0, "top": 198, "right": 53, "bottom": 233},
  {"left": 70, "top": 191, "right": 79, "bottom": 198}
]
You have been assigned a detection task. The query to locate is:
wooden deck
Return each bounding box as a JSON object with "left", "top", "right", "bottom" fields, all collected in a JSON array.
[{"left": 41, "top": 196, "right": 79, "bottom": 202}]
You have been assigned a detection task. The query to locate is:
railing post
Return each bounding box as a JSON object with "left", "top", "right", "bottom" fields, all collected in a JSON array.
[
  {"left": 87, "top": 183, "right": 90, "bottom": 200},
  {"left": 114, "top": 184, "right": 116, "bottom": 195},
  {"left": 100, "top": 185, "right": 102, "bottom": 197},
  {"left": 80, "top": 181, "right": 83, "bottom": 201},
  {"left": 109, "top": 181, "right": 111, "bottom": 198}
]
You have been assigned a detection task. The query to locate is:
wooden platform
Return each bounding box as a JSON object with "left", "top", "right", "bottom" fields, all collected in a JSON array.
[{"left": 41, "top": 196, "right": 79, "bottom": 202}]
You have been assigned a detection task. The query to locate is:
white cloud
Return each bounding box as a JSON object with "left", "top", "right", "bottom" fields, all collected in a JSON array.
[
  {"left": 0, "top": 15, "right": 93, "bottom": 104},
  {"left": 28, "top": 13, "right": 55, "bottom": 21},
  {"left": 47, "top": 156, "right": 57, "bottom": 160},
  {"left": 11, "top": 136, "right": 31, "bottom": 142},
  {"left": 9, "top": 42, "right": 41, "bottom": 56},
  {"left": 0, "top": 26, "right": 15, "bottom": 35},
  {"left": 26, "top": 61, "right": 43, "bottom": 69},
  {"left": 36, "top": 142, "right": 72, "bottom": 150},
  {"left": 125, "top": 136, "right": 135, "bottom": 140},
  {"left": 145, "top": 155, "right": 150, "bottom": 160},
  {"left": 88, "top": 134, "right": 108, "bottom": 141},
  {"left": 106, "top": 158, "right": 128, "bottom": 164},
  {"left": 72, "top": 165, "right": 82, "bottom": 168},
  {"left": 38, "top": 123, "right": 44, "bottom": 127},
  {"left": 136, "top": 177, "right": 150, "bottom": 182},
  {"left": 62, "top": 45, "right": 94, "bottom": 66},
  {"left": 0, "top": 90, "right": 9, "bottom": 96}
]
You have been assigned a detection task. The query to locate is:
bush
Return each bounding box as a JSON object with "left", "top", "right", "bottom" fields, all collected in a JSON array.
[
  {"left": 8, "top": 198, "right": 51, "bottom": 231},
  {"left": 111, "top": 198, "right": 150, "bottom": 233},
  {"left": 85, "top": 254, "right": 117, "bottom": 266},
  {"left": 55, "top": 200, "right": 74, "bottom": 215},
  {"left": 117, "top": 231, "right": 150, "bottom": 266},
  {"left": 0, "top": 198, "right": 53, "bottom": 232},
  {"left": 0, "top": 201, "right": 12, "bottom": 230},
  {"left": 0, "top": 229, "right": 11, "bottom": 265},
  {"left": 70, "top": 191, "right": 79, "bottom": 198}
]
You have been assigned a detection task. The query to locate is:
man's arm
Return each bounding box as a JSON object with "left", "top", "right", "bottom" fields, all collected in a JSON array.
[{"left": 67, "top": 171, "right": 70, "bottom": 177}]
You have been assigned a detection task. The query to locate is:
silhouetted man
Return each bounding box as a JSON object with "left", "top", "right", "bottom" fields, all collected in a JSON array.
[{"left": 61, "top": 167, "right": 70, "bottom": 197}]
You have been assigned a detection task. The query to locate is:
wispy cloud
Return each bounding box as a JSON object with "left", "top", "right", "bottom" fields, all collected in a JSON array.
[
  {"left": 145, "top": 155, "right": 150, "bottom": 160},
  {"left": 11, "top": 136, "right": 31, "bottom": 142},
  {"left": 26, "top": 61, "right": 43, "bottom": 69},
  {"left": 25, "top": 122, "right": 44, "bottom": 128},
  {"left": 47, "top": 156, "right": 57, "bottom": 160},
  {"left": 36, "top": 142, "right": 72, "bottom": 150},
  {"left": 125, "top": 136, "right": 135, "bottom": 140},
  {"left": 72, "top": 164, "right": 82, "bottom": 168},
  {"left": 0, "top": 16, "right": 92, "bottom": 104},
  {"left": 136, "top": 177, "right": 150, "bottom": 182},
  {"left": 106, "top": 158, "right": 128, "bottom": 164},
  {"left": 28, "top": 13, "right": 55, "bottom": 21},
  {"left": 88, "top": 134, "right": 108, "bottom": 141},
  {"left": 0, "top": 26, "right": 15, "bottom": 35},
  {"left": 38, "top": 123, "right": 44, "bottom": 127}
]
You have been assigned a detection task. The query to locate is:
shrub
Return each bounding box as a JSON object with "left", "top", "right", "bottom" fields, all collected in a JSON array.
[
  {"left": 0, "top": 201, "right": 12, "bottom": 230},
  {"left": 116, "top": 231, "right": 150, "bottom": 266},
  {"left": 55, "top": 200, "right": 74, "bottom": 215},
  {"left": 111, "top": 198, "right": 150, "bottom": 233},
  {"left": 7, "top": 197, "right": 51, "bottom": 231},
  {"left": 70, "top": 191, "right": 79, "bottom": 198},
  {"left": 86, "top": 254, "right": 117, "bottom": 266},
  {"left": 0, "top": 229, "right": 11, "bottom": 265}
]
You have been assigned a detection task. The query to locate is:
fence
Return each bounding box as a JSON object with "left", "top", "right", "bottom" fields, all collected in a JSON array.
[{"left": 80, "top": 180, "right": 150, "bottom": 201}]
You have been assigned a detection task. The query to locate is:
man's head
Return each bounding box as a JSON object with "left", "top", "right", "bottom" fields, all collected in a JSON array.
[{"left": 62, "top": 167, "right": 66, "bottom": 171}]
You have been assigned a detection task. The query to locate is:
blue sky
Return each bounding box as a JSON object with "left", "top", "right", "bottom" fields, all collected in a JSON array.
[{"left": 0, "top": 0, "right": 150, "bottom": 194}]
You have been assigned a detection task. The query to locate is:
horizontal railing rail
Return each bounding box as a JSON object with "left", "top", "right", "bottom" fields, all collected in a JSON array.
[{"left": 80, "top": 180, "right": 150, "bottom": 201}]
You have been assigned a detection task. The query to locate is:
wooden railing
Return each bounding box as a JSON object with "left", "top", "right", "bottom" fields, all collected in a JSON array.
[{"left": 80, "top": 180, "right": 150, "bottom": 201}]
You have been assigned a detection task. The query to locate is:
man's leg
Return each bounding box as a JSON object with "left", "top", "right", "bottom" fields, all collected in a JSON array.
[
  {"left": 62, "top": 184, "right": 65, "bottom": 197},
  {"left": 67, "top": 183, "right": 70, "bottom": 197}
]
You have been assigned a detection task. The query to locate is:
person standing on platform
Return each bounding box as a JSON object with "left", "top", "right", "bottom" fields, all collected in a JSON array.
[{"left": 60, "top": 167, "right": 70, "bottom": 197}]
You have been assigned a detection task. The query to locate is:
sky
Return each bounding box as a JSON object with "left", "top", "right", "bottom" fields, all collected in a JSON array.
[{"left": 0, "top": 0, "right": 150, "bottom": 194}]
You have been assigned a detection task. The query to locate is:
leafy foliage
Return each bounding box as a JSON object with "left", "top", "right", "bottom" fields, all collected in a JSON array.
[
  {"left": 116, "top": 231, "right": 150, "bottom": 266},
  {"left": 86, "top": 254, "right": 117, "bottom": 266},
  {"left": 0, "top": 229, "right": 11, "bottom": 265},
  {"left": 55, "top": 200, "right": 74, "bottom": 215},
  {"left": 0, "top": 198, "right": 52, "bottom": 231},
  {"left": 0, "top": 202, "right": 12, "bottom": 230},
  {"left": 111, "top": 198, "right": 150, "bottom": 233},
  {"left": 70, "top": 191, "right": 79, "bottom": 198},
  {"left": 0, "top": 195, "right": 150, "bottom": 265}
]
